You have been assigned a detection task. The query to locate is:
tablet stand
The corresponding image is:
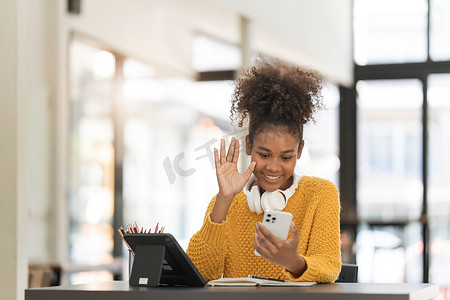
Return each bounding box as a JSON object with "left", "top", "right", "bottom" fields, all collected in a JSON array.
[
  {"left": 129, "top": 245, "right": 166, "bottom": 287},
  {"left": 123, "top": 233, "right": 206, "bottom": 287}
]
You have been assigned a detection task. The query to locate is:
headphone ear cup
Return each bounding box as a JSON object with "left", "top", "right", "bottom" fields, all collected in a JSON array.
[
  {"left": 246, "top": 185, "right": 262, "bottom": 213},
  {"left": 252, "top": 187, "right": 263, "bottom": 214},
  {"left": 245, "top": 187, "right": 255, "bottom": 212},
  {"left": 261, "top": 191, "right": 287, "bottom": 212}
]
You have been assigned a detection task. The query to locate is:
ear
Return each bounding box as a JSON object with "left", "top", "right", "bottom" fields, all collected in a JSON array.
[
  {"left": 297, "top": 140, "right": 305, "bottom": 159},
  {"left": 245, "top": 135, "right": 252, "bottom": 155}
]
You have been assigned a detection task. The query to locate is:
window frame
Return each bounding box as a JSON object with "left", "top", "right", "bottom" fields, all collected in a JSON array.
[{"left": 341, "top": 0, "right": 450, "bottom": 283}]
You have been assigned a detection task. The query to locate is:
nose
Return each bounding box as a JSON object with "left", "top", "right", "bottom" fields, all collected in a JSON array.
[{"left": 266, "top": 158, "right": 282, "bottom": 172}]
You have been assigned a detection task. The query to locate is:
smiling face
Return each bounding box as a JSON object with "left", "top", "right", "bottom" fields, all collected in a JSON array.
[{"left": 246, "top": 128, "right": 304, "bottom": 193}]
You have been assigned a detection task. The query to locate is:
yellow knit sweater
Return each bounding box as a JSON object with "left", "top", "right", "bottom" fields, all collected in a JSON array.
[{"left": 186, "top": 176, "right": 342, "bottom": 283}]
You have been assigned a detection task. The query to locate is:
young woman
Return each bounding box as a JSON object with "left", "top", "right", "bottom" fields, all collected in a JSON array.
[{"left": 186, "top": 58, "right": 341, "bottom": 283}]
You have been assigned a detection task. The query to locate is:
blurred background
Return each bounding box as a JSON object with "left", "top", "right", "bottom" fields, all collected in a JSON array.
[{"left": 1, "top": 0, "right": 450, "bottom": 299}]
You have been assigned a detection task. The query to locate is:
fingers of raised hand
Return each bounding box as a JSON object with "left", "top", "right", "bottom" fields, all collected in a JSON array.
[
  {"left": 225, "top": 137, "right": 236, "bottom": 162},
  {"left": 220, "top": 139, "right": 226, "bottom": 164},
  {"left": 214, "top": 147, "right": 220, "bottom": 168},
  {"left": 244, "top": 161, "right": 257, "bottom": 179},
  {"left": 218, "top": 137, "right": 241, "bottom": 164},
  {"left": 233, "top": 138, "right": 240, "bottom": 163}
]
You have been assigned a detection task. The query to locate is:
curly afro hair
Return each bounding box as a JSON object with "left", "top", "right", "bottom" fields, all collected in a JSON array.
[{"left": 231, "top": 57, "right": 323, "bottom": 144}]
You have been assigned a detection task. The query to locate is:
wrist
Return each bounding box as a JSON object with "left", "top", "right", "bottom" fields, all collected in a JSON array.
[
  {"left": 285, "top": 254, "right": 306, "bottom": 278},
  {"left": 216, "top": 190, "right": 235, "bottom": 202},
  {"left": 210, "top": 193, "right": 234, "bottom": 223}
]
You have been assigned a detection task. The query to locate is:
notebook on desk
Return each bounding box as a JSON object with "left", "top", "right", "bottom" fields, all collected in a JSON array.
[{"left": 207, "top": 277, "right": 317, "bottom": 287}]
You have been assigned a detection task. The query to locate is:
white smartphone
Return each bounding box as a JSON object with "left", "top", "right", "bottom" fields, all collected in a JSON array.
[{"left": 255, "top": 210, "right": 293, "bottom": 256}]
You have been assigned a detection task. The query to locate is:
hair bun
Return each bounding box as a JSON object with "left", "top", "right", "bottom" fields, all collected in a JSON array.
[{"left": 231, "top": 58, "right": 323, "bottom": 131}]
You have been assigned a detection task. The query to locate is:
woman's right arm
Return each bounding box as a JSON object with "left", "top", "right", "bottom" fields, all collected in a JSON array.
[
  {"left": 187, "top": 137, "right": 255, "bottom": 280},
  {"left": 210, "top": 137, "right": 255, "bottom": 223}
]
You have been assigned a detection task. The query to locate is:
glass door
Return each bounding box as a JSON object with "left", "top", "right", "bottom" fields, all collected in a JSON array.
[{"left": 67, "top": 39, "right": 116, "bottom": 284}]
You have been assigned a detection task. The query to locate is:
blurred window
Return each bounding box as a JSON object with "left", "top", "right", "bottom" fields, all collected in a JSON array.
[
  {"left": 121, "top": 60, "right": 234, "bottom": 251},
  {"left": 354, "top": 0, "right": 428, "bottom": 65},
  {"left": 191, "top": 34, "right": 241, "bottom": 72},
  {"left": 428, "top": 74, "right": 450, "bottom": 286},
  {"left": 357, "top": 79, "right": 423, "bottom": 221},
  {"left": 356, "top": 224, "right": 423, "bottom": 283},
  {"left": 68, "top": 40, "right": 116, "bottom": 284},
  {"left": 352, "top": 0, "right": 450, "bottom": 299},
  {"left": 430, "top": 0, "right": 450, "bottom": 61},
  {"left": 297, "top": 82, "right": 340, "bottom": 187},
  {"left": 353, "top": 0, "right": 450, "bottom": 294}
]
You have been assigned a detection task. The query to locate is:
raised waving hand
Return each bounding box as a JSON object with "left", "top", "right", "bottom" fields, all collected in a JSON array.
[{"left": 210, "top": 137, "right": 256, "bottom": 223}]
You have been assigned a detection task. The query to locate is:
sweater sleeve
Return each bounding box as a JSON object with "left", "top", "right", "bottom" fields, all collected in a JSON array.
[
  {"left": 284, "top": 179, "right": 342, "bottom": 283},
  {"left": 186, "top": 196, "right": 228, "bottom": 281}
]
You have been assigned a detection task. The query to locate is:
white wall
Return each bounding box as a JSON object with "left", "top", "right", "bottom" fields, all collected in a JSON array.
[
  {"left": 26, "top": 0, "right": 59, "bottom": 265},
  {"left": 221, "top": 0, "right": 354, "bottom": 86},
  {"left": 0, "top": 1, "right": 29, "bottom": 299},
  {"left": 63, "top": 0, "right": 226, "bottom": 78},
  {"left": 62, "top": 0, "right": 353, "bottom": 83},
  {"left": 0, "top": 0, "right": 60, "bottom": 298}
]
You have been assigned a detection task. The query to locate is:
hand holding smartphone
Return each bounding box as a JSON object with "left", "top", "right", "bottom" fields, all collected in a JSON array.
[{"left": 255, "top": 210, "right": 293, "bottom": 256}]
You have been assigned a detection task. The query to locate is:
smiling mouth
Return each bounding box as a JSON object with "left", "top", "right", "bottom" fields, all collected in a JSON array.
[{"left": 262, "top": 173, "right": 283, "bottom": 181}]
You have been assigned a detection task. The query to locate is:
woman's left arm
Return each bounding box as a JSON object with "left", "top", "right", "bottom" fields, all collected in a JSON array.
[
  {"left": 291, "top": 180, "right": 342, "bottom": 282},
  {"left": 253, "top": 179, "right": 341, "bottom": 282}
]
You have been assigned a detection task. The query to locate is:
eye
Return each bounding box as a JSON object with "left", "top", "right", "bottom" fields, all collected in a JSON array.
[
  {"left": 258, "top": 153, "right": 269, "bottom": 159},
  {"left": 282, "top": 156, "right": 293, "bottom": 161}
]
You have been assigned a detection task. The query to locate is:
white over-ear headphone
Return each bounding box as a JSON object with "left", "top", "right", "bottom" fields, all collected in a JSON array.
[{"left": 244, "top": 174, "right": 300, "bottom": 214}]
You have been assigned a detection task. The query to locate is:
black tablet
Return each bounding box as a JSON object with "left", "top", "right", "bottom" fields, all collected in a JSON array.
[{"left": 124, "top": 233, "right": 206, "bottom": 287}]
